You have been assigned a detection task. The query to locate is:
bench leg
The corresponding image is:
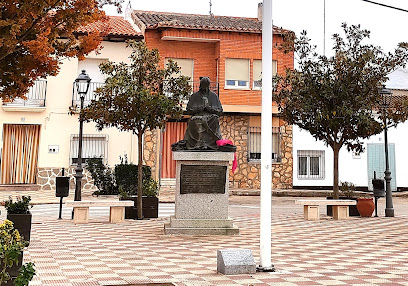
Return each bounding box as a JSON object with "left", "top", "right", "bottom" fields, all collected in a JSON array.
[
  {"left": 110, "top": 206, "right": 125, "bottom": 223},
  {"left": 304, "top": 205, "right": 320, "bottom": 220},
  {"left": 333, "top": 206, "right": 349, "bottom": 220},
  {"left": 73, "top": 207, "right": 89, "bottom": 224}
]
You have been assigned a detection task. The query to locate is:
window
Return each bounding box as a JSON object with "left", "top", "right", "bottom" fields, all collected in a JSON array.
[
  {"left": 165, "top": 58, "right": 194, "bottom": 80},
  {"left": 297, "top": 150, "right": 325, "bottom": 179},
  {"left": 253, "top": 60, "right": 277, "bottom": 89},
  {"left": 70, "top": 134, "right": 108, "bottom": 165},
  {"left": 248, "top": 126, "right": 281, "bottom": 162},
  {"left": 225, "top": 58, "right": 250, "bottom": 89}
]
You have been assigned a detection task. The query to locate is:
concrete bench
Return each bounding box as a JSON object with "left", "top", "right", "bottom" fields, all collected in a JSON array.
[
  {"left": 295, "top": 199, "right": 357, "bottom": 220},
  {"left": 66, "top": 200, "right": 134, "bottom": 224}
]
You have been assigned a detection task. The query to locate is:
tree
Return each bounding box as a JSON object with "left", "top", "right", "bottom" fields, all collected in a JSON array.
[
  {"left": 0, "top": 0, "right": 122, "bottom": 101},
  {"left": 82, "top": 40, "right": 191, "bottom": 219},
  {"left": 274, "top": 24, "right": 408, "bottom": 198}
]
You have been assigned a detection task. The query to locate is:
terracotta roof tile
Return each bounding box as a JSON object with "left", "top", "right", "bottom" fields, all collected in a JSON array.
[
  {"left": 76, "top": 16, "right": 142, "bottom": 38},
  {"left": 132, "top": 11, "right": 288, "bottom": 34}
]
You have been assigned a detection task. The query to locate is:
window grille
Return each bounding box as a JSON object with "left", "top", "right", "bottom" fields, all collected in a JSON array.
[
  {"left": 248, "top": 126, "right": 281, "bottom": 162},
  {"left": 297, "top": 150, "right": 325, "bottom": 179},
  {"left": 70, "top": 134, "right": 108, "bottom": 165}
]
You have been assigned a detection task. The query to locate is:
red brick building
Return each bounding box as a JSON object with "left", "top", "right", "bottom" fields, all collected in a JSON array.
[{"left": 131, "top": 7, "right": 294, "bottom": 189}]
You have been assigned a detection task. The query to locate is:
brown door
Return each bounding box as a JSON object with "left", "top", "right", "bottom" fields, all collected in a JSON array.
[
  {"left": 1, "top": 124, "right": 41, "bottom": 184},
  {"left": 161, "top": 121, "right": 187, "bottom": 178}
]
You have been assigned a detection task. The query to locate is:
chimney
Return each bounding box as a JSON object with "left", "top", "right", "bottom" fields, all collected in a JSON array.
[{"left": 258, "top": 3, "right": 263, "bottom": 21}]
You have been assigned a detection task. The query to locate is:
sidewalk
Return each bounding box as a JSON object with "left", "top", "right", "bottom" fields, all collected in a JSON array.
[
  {"left": 18, "top": 204, "right": 408, "bottom": 286},
  {"left": 1, "top": 185, "right": 408, "bottom": 285}
]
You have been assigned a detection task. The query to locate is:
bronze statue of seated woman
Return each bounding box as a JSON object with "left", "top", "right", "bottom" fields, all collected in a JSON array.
[{"left": 172, "top": 77, "right": 236, "bottom": 152}]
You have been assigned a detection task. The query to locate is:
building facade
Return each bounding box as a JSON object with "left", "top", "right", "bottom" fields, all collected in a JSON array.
[
  {"left": 131, "top": 7, "right": 294, "bottom": 189},
  {"left": 0, "top": 16, "right": 142, "bottom": 193}
]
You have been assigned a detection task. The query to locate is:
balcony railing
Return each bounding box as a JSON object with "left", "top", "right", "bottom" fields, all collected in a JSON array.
[
  {"left": 191, "top": 81, "right": 219, "bottom": 96},
  {"left": 2, "top": 79, "right": 47, "bottom": 107},
  {"left": 72, "top": 80, "right": 219, "bottom": 107},
  {"left": 72, "top": 81, "right": 104, "bottom": 107}
]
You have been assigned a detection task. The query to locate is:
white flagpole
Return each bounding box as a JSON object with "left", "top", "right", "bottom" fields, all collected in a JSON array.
[{"left": 259, "top": 0, "right": 273, "bottom": 271}]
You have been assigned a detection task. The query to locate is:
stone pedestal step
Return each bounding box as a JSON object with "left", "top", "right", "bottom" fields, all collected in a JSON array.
[
  {"left": 168, "top": 216, "right": 234, "bottom": 228},
  {"left": 164, "top": 223, "right": 240, "bottom": 235}
]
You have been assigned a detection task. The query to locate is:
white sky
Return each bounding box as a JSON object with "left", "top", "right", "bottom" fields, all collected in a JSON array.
[{"left": 104, "top": 0, "right": 408, "bottom": 56}]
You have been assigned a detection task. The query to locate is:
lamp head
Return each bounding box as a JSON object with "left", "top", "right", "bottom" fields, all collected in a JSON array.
[{"left": 75, "top": 70, "right": 91, "bottom": 97}]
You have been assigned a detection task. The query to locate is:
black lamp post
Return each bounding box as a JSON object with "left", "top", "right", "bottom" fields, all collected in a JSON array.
[
  {"left": 74, "top": 70, "right": 91, "bottom": 202},
  {"left": 380, "top": 85, "right": 394, "bottom": 217}
]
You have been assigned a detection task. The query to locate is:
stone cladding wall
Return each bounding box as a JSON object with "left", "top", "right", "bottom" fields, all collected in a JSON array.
[
  {"left": 141, "top": 116, "right": 294, "bottom": 190},
  {"left": 143, "top": 128, "right": 159, "bottom": 178},
  {"left": 219, "top": 115, "right": 293, "bottom": 189},
  {"left": 36, "top": 167, "right": 96, "bottom": 196}
]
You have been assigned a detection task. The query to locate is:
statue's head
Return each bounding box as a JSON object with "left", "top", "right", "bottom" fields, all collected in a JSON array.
[{"left": 199, "top": 77, "right": 211, "bottom": 92}]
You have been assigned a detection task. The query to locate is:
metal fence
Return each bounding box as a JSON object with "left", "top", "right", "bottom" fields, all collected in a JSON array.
[
  {"left": 72, "top": 82, "right": 104, "bottom": 107},
  {"left": 72, "top": 80, "right": 219, "bottom": 107},
  {"left": 247, "top": 126, "right": 282, "bottom": 162},
  {"left": 3, "top": 79, "right": 47, "bottom": 107},
  {"left": 69, "top": 134, "right": 108, "bottom": 165}
]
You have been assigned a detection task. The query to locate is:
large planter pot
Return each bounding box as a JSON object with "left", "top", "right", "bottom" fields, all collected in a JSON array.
[
  {"left": 7, "top": 213, "right": 32, "bottom": 243},
  {"left": 356, "top": 198, "right": 375, "bottom": 217},
  {"left": 327, "top": 197, "right": 359, "bottom": 217},
  {"left": 120, "top": 196, "right": 159, "bottom": 219}
]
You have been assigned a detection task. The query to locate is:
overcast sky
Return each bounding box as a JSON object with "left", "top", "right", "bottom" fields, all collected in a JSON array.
[{"left": 104, "top": 0, "right": 408, "bottom": 56}]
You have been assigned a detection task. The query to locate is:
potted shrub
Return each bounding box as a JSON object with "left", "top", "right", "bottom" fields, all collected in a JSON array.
[
  {"left": 116, "top": 156, "right": 159, "bottom": 219},
  {"left": 115, "top": 164, "right": 159, "bottom": 219},
  {"left": 327, "top": 181, "right": 359, "bottom": 216},
  {"left": 0, "top": 220, "right": 35, "bottom": 286},
  {"left": 4, "top": 196, "right": 33, "bottom": 243},
  {"left": 86, "top": 155, "right": 159, "bottom": 219}
]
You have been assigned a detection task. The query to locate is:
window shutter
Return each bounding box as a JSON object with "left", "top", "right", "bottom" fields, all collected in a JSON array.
[
  {"left": 165, "top": 58, "right": 194, "bottom": 79},
  {"left": 225, "top": 58, "right": 250, "bottom": 81}
]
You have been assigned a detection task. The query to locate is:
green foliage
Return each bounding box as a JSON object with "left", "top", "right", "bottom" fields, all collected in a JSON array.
[
  {"left": 274, "top": 23, "right": 408, "bottom": 197},
  {"left": 115, "top": 155, "right": 157, "bottom": 197},
  {"left": 81, "top": 40, "right": 192, "bottom": 136},
  {"left": 14, "top": 262, "right": 36, "bottom": 286},
  {"left": 4, "top": 196, "right": 32, "bottom": 215},
  {"left": 0, "top": 220, "right": 35, "bottom": 285},
  {"left": 86, "top": 155, "right": 158, "bottom": 198},
  {"left": 339, "top": 181, "right": 356, "bottom": 198},
  {"left": 85, "top": 158, "right": 118, "bottom": 196}
]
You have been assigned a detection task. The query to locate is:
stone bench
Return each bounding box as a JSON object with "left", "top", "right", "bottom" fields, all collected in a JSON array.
[
  {"left": 66, "top": 200, "right": 134, "bottom": 224},
  {"left": 295, "top": 199, "right": 357, "bottom": 220}
]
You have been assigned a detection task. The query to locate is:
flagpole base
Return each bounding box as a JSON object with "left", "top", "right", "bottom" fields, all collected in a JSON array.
[{"left": 256, "top": 265, "right": 275, "bottom": 272}]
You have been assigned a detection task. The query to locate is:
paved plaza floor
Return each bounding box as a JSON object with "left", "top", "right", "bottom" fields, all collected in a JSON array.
[{"left": 1, "top": 191, "right": 408, "bottom": 286}]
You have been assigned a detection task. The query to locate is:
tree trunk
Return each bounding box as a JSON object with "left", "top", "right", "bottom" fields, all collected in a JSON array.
[
  {"left": 332, "top": 144, "right": 340, "bottom": 199},
  {"left": 137, "top": 132, "right": 144, "bottom": 220}
]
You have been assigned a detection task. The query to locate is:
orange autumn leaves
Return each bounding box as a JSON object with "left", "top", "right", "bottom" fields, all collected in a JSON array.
[{"left": 0, "top": 0, "right": 120, "bottom": 101}]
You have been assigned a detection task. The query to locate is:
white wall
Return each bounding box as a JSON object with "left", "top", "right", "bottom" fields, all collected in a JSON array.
[{"left": 293, "top": 121, "right": 408, "bottom": 189}]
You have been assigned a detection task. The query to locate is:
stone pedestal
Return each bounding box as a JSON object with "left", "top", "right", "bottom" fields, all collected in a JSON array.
[{"left": 164, "top": 152, "right": 239, "bottom": 235}]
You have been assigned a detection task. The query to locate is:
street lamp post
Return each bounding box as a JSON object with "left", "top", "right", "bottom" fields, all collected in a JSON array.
[
  {"left": 380, "top": 86, "right": 394, "bottom": 217},
  {"left": 74, "top": 70, "right": 91, "bottom": 202}
]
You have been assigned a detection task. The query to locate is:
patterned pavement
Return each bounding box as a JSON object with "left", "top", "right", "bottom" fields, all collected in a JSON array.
[{"left": 1, "top": 201, "right": 408, "bottom": 286}]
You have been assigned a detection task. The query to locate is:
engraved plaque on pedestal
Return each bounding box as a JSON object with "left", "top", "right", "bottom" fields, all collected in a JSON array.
[{"left": 180, "top": 164, "right": 227, "bottom": 194}]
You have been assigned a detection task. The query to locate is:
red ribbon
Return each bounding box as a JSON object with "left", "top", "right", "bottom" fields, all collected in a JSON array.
[{"left": 216, "top": 139, "right": 237, "bottom": 173}]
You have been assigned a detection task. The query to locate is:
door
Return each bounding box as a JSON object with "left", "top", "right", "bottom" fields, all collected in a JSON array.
[
  {"left": 1, "top": 124, "right": 41, "bottom": 184},
  {"left": 367, "top": 143, "right": 396, "bottom": 192},
  {"left": 161, "top": 121, "right": 187, "bottom": 179}
]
